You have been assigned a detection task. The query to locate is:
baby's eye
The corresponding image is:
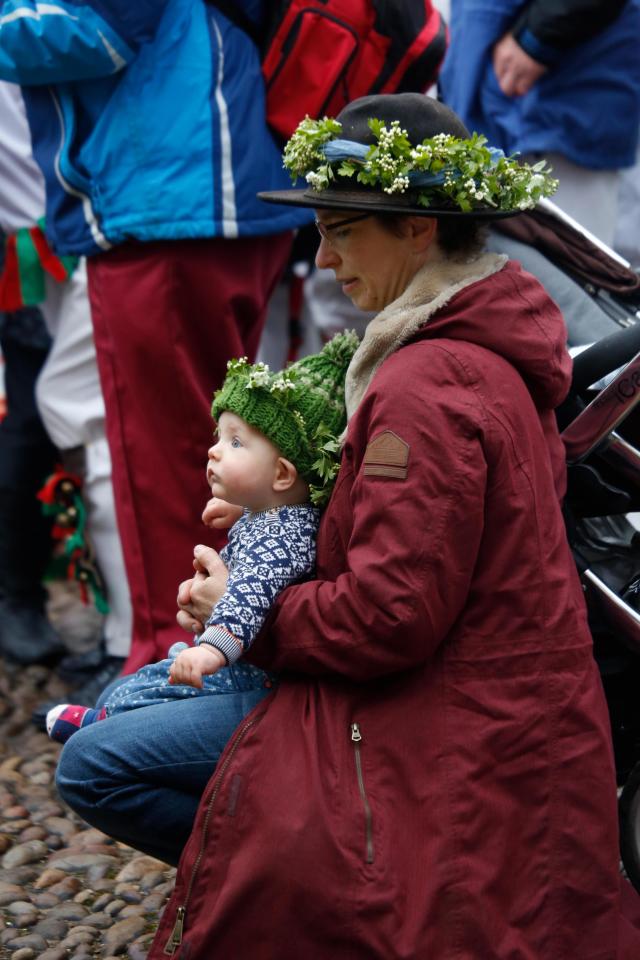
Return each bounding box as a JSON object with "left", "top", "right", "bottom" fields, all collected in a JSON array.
[{"left": 231, "top": 437, "right": 242, "bottom": 448}]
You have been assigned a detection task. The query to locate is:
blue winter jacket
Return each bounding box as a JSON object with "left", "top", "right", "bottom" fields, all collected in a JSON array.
[
  {"left": 0, "top": 0, "right": 310, "bottom": 255},
  {"left": 440, "top": 0, "right": 640, "bottom": 171}
]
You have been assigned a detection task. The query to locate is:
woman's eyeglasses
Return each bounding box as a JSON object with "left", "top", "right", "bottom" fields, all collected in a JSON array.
[{"left": 314, "top": 213, "right": 371, "bottom": 248}]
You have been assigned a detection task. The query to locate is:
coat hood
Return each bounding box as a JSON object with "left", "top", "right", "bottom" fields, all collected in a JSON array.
[{"left": 345, "top": 251, "right": 571, "bottom": 418}]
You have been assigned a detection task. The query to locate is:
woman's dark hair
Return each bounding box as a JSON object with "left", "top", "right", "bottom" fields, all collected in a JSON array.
[{"left": 376, "top": 213, "right": 487, "bottom": 259}]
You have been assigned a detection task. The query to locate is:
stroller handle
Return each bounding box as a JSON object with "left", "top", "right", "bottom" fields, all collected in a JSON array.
[{"left": 571, "top": 322, "right": 640, "bottom": 394}]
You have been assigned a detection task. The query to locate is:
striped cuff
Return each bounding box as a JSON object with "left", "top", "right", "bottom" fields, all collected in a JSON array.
[{"left": 197, "top": 625, "right": 242, "bottom": 665}]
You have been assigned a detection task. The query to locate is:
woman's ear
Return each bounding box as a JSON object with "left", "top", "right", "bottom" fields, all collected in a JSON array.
[
  {"left": 407, "top": 216, "right": 438, "bottom": 251},
  {"left": 272, "top": 457, "right": 298, "bottom": 492}
]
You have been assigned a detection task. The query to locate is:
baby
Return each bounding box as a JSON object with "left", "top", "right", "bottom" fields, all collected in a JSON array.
[{"left": 47, "top": 332, "right": 358, "bottom": 743}]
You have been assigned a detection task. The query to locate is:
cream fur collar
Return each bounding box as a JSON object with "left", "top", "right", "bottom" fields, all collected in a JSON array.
[{"left": 345, "top": 250, "right": 507, "bottom": 419}]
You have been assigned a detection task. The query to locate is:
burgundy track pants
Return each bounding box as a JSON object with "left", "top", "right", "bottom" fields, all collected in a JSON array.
[{"left": 87, "top": 235, "right": 291, "bottom": 672}]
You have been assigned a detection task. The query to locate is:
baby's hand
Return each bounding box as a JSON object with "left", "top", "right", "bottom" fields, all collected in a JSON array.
[
  {"left": 169, "top": 644, "right": 227, "bottom": 689},
  {"left": 202, "top": 497, "right": 243, "bottom": 530}
]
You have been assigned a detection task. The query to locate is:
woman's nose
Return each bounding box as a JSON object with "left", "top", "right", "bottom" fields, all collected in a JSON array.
[{"left": 315, "top": 236, "right": 340, "bottom": 270}]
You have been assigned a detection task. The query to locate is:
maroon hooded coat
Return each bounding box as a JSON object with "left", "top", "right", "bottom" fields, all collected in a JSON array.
[{"left": 150, "top": 254, "right": 640, "bottom": 959}]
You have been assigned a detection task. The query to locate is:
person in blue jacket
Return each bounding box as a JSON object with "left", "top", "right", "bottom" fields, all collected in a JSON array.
[
  {"left": 0, "top": 1, "right": 311, "bottom": 699},
  {"left": 439, "top": 0, "right": 640, "bottom": 245}
]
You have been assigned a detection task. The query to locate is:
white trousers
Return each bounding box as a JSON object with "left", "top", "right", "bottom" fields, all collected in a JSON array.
[{"left": 35, "top": 261, "right": 131, "bottom": 657}]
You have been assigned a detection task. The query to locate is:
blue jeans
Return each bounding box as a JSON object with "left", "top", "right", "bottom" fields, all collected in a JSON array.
[{"left": 55, "top": 682, "right": 272, "bottom": 865}]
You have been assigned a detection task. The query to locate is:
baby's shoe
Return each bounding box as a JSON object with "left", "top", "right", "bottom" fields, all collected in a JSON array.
[{"left": 46, "top": 703, "right": 107, "bottom": 743}]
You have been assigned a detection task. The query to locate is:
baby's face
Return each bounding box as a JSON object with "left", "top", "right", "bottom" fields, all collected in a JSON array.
[{"left": 206, "top": 412, "right": 282, "bottom": 511}]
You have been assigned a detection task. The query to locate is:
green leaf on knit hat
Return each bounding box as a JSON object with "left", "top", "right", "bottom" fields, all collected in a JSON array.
[{"left": 309, "top": 424, "right": 342, "bottom": 507}]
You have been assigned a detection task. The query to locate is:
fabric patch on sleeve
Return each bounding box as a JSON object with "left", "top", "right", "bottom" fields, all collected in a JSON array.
[{"left": 363, "top": 431, "right": 409, "bottom": 479}]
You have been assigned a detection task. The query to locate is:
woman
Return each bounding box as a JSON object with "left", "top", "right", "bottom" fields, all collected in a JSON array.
[{"left": 57, "top": 94, "right": 640, "bottom": 958}]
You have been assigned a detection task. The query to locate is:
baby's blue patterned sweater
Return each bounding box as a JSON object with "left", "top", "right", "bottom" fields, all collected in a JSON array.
[{"left": 104, "top": 504, "right": 319, "bottom": 714}]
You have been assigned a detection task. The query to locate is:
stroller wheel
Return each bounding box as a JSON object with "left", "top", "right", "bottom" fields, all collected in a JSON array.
[{"left": 620, "top": 761, "right": 640, "bottom": 893}]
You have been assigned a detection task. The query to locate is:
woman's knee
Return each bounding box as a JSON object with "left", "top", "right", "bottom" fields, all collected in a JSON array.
[{"left": 55, "top": 724, "right": 110, "bottom": 813}]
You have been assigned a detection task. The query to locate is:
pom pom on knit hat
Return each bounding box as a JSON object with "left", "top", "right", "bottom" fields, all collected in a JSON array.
[{"left": 212, "top": 331, "right": 360, "bottom": 505}]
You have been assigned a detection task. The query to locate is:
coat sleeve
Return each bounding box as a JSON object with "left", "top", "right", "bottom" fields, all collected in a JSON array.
[
  {"left": 251, "top": 347, "right": 488, "bottom": 682},
  {"left": 510, "top": 0, "right": 629, "bottom": 66},
  {"left": 0, "top": 1, "right": 170, "bottom": 85}
]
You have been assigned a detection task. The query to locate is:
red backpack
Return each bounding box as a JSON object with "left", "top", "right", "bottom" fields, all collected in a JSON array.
[{"left": 212, "top": 1, "right": 448, "bottom": 140}]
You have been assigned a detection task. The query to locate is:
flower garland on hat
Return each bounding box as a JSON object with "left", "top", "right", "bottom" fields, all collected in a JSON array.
[{"left": 283, "top": 116, "right": 558, "bottom": 213}]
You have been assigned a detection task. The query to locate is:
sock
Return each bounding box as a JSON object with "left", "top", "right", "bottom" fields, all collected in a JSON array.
[{"left": 46, "top": 703, "right": 107, "bottom": 743}]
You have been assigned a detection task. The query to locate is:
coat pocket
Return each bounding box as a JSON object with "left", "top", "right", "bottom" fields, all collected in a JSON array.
[{"left": 350, "top": 721, "right": 374, "bottom": 864}]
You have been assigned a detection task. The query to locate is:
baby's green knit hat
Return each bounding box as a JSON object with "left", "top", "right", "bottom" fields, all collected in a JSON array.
[{"left": 212, "top": 331, "right": 359, "bottom": 505}]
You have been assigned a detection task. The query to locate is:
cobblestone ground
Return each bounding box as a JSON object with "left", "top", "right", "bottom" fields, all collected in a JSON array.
[{"left": 0, "top": 586, "right": 175, "bottom": 960}]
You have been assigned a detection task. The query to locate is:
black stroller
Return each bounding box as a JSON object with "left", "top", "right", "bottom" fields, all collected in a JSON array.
[{"left": 492, "top": 200, "right": 640, "bottom": 892}]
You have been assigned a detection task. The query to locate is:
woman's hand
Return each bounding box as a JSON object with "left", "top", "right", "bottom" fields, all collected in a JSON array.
[
  {"left": 176, "top": 545, "right": 230, "bottom": 634},
  {"left": 202, "top": 497, "right": 243, "bottom": 530},
  {"left": 169, "top": 644, "right": 227, "bottom": 688}
]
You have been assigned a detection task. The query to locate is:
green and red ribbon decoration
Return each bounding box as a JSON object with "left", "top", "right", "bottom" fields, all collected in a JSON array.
[
  {"left": 0, "top": 218, "right": 78, "bottom": 311},
  {"left": 38, "top": 467, "right": 109, "bottom": 615}
]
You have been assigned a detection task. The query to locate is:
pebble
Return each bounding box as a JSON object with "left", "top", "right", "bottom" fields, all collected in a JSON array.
[
  {"left": 73, "top": 889, "right": 96, "bottom": 905},
  {"left": 5, "top": 899, "right": 39, "bottom": 925},
  {"left": 2, "top": 820, "right": 32, "bottom": 835},
  {"left": 1, "top": 840, "right": 48, "bottom": 869},
  {"left": 32, "top": 916, "right": 69, "bottom": 939},
  {"left": 86, "top": 862, "right": 113, "bottom": 884},
  {"left": 18, "top": 826, "right": 48, "bottom": 843},
  {"left": 128, "top": 938, "right": 155, "bottom": 960},
  {"left": 47, "top": 875, "right": 83, "bottom": 900},
  {"left": 35, "top": 948, "right": 68, "bottom": 960},
  {"left": 73, "top": 827, "right": 114, "bottom": 848},
  {"left": 42, "top": 816, "right": 78, "bottom": 841},
  {"left": 46, "top": 902, "right": 89, "bottom": 922},
  {"left": 139, "top": 869, "right": 164, "bottom": 892},
  {"left": 0, "top": 880, "right": 24, "bottom": 905},
  {"left": 59, "top": 929, "right": 98, "bottom": 949},
  {"left": 30, "top": 802, "right": 64, "bottom": 823},
  {"left": 105, "top": 897, "right": 127, "bottom": 916},
  {"left": 114, "top": 885, "right": 143, "bottom": 904},
  {"left": 13, "top": 948, "right": 36, "bottom": 960},
  {"left": 79, "top": 910, "right": 114, "bottom": 929},
  {"left": 120, "top": 904, "right": 147, "bottom": 919},
  {"left": 103, "top": 915, "right": 146, "bottom": 955},
  {"left": 115, "top": 856, "right": 166, "bottom": 883},
  {"left": 2, "top": 933, "right": 48, "bottom": 952},
  {"left": 45, "top": 851, "right": 119, "bottom": 872},
  {"left": 33, "top": 867, "right": 67, "bottom": 889},
  {"left": 30, "top": 891, "right": 59, "bottom": 908},
  {"left": 1, "top": 866, "right": 39, "bottom": 886},
  {"left": 92, "top": 891, "right": 113, "bottom": 911}
]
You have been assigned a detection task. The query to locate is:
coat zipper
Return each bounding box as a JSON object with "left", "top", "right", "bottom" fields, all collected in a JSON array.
[
  {"left": 351, "top": 722, "right": 374, "bottom": 864},
  {"left": 163, "top": 714, "right": 262, "bottom": 955}
]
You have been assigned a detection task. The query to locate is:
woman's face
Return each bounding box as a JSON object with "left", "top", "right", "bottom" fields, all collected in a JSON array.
[{"left": 314, "top": 211, "right": 426, "bottom": 312}]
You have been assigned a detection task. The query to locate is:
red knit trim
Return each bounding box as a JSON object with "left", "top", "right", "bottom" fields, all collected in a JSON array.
[{"left": 29, "top": 226, "right": 68, "bottom": 282}]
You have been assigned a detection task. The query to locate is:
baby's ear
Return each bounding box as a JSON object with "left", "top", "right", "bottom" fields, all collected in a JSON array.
[{"left": 273, "top": 457, "right": 298, "bottom": 492}]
